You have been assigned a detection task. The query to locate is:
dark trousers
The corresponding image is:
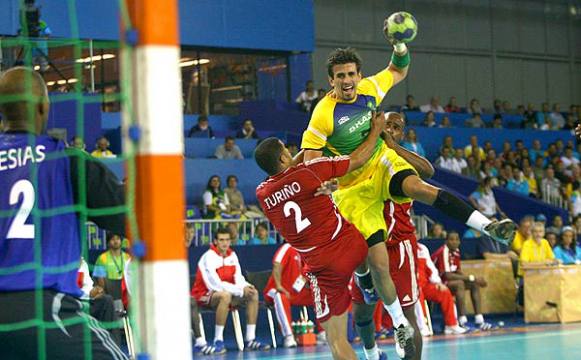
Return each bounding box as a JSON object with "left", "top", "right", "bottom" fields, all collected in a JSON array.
[
  {"left": 0, "top": 290, "right": 128, "bottom": 360},
  {"left": 90, "top": 294, "right": 122, "bottom": 346}
]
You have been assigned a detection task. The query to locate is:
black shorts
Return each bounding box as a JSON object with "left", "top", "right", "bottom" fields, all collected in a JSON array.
[{"left": 0, "top": 289, "right": 128, "bottom": 360}]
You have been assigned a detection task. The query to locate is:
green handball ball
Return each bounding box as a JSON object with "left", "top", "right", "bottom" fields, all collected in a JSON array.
[{"left": 384, "top": 11, "right": 418, "bottom": 44}]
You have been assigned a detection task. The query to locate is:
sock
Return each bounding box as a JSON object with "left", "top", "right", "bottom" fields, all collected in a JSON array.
[
  {"left": 355, "top": 269, "right": 374, "bottom": 290},
  {"left": 458, "top": 315, "right": 468, "bottom": 326},
  {"left": 214, "top": 325, "right": 224, "bottom": 342},
  {"left": 433, "top": 190, "right": 476, "bottom": 224},
  {"left": 474, "top": 314, "right": 484, "bottom": 324},
  {"left": 467, "top": 211, "right": 493, "bottom": 234},
  {"left": 195, "top": 337, "right": 207, "bottom": 347},
  {"left": 384, "top": 298, "right": 408, "bottom": 328},
  {"left": 246, "top": 324, "right": 256, "bottom": 341},
  {"left": 363, "top": 344, "right": 380, "bottom": 360}
]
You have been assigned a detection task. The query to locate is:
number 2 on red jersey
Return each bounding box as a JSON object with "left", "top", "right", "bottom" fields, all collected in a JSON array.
[{"left": 283, "top": 201, "right": 311, "bottom": 233}]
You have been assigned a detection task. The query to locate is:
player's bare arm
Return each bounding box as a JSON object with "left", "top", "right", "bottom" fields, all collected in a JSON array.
[
  {"left": 382, "top": 130, "right": 434, "bottom": 179},
  {"left": 272, "top": 262, "right": 291, "bottom": 297},
  {"left": 347, "top": 111, "right": 386, "bottom": 172}
]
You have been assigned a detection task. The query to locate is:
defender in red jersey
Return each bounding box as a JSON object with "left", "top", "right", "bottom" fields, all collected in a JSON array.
[{"left": 254, "top": 112, "right": 385, "bottom": 360}]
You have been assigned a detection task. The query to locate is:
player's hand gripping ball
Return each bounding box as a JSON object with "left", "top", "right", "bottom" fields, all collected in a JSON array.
[{"left": 384, "top": 12, "right": 418, "bottom": 44}]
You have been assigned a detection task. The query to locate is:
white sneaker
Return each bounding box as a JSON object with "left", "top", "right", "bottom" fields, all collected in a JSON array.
[
  {"left": 444, "top": 325, "right": 468, "bottom": 335},
  {"left": 316, "top": 331, "right": 327, "bottom": 345},
  {"left": 420, "top": 327, "right": 431, "bottom": 337},
  {"left": 284, "top": 335, "right": 297, "bottom": 348}
]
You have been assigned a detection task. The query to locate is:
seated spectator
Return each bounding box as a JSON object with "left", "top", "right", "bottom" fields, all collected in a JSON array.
[
  {"left": 440, "top": 135, "right": 454, "bottom": 153},
  {"left": 464, "top": 135, "right": 486, "bottom": 161},
  {"left": 535, "top": 102, "right": 551, "bottom": 128},
  {"left": 506, "top": 170, "right": 529, "bottom": 196},
  {"left": 549, "top": 103, "right": 565, "bottom": 129},
  {"left": 401, "top": 94, "right": 420, "bottom": 111},
  {"left": 236, "top": 119, "right": 259, "bottom": 139},
  {"left": 224, "top": 175, "right": 246, "bottom": 217},
  {"left": 227, "top": 222, "right": 244, "bottom": 245},
  {"left": 497, "top": 163, "right": 513, "bottom": 187},
  {"left": 453, "top": 149, "right": 468, "bottom": 174},
  {"left": 469, "top": 177, "right": 506, "bottom": 219},
  {"left": 295, "top": 80, "right": 318, "bottom": 113},
  {"left": 480, "top": 161, "right": 497, "bottom": 181},
  {"left": 541, "top": 167, "right": 562, "bottom": 200},
  {"left": 545, "top": 230, "right": 558, "bottom": 248},
  {"left": 570, "top": 105, "right": 579, "bottom": 122},
  {"left": 417, "top": 243, "right": 466, "bottom": 335},
  {"left": 93, "top": 232, "right": 131, "bottom": 300},
  {"left": 191, "top": 228, "right": 270, "bottom": 354},
  {"left": 561, "top": 147, "right": 579, "bottom": 177},
  {"left": 264, "top": 243, "right": 321, "bottom": 348},
  {"left": 249, "top": 222, "right": 276, "bottom": 245},
  {"left": 467, "top": 98, "right": 482, "bottom": 115},
  {"left": 570, "top": 183, "right": 581, "bottom": 217},
  {"left": 522, "top": 165, "right": 539, "bottom": 197},
  {"left": 432, "top": 231, "right": 492, "bottom": 330},
  {"left": 518, "top": 222, "right": 556, "bottom": 277},
  {"left": 435, "top": 147, "right": 457, "bottom": 172},
  {"left": 489, "top": 114, "right": 503, "bottom": 129},
  {"left": 185, "top": 223, "right": 196, "bottom": 247},
  {"left": 422, "top": 111, "right": 436, "bottom": 127},
  {"left": 429, "top": 222, "right": 446, "bottom": 239},
  {"left": 91, "top": 136, "right": 115, "bottom": 158},
  {"left": 70, "top": 136, "right": 86, "bottom": 151},
  {"left": 546, "top": 215, "right": 564, "bottom": 236},
  {"left": 522, "top": 103, "right": 537, "bottom": 128},
  {"left": 492, "top": 99, "right": 502, "bottom": 114},
  {"left": 188, "top": 115, "right": 215, "bottom": 138},
  {"left": 401, "top": 128, "right": 426, "bottom": 157},
  {"left": 439, "top": 115, "right": 452, "bottom": 128},
  {"left": 502, "top": 100, "right": 512, "bottom": 114},
  {"left": 445, "top": 96, "right": 461, "bottom": 113},
  {"left": 202, "top": 175, "right": 229, "bottom": 219},
  {"left": 465, "top": 113, "right": 485, "bottom": 128},
  {"left": 462, "top": 155, "right": 481, "bottom": 179},
  {"left": 553, "top": 226, "right": 581, "bottom": 264},
  {"left": 529, "top": 140, "right": 543, "bottom": 162},
  {"left": 215, "top": 136, "right": 244, "bottom": 159},
  {"left": 420, "top": 96, "right": 445, "bottom": 113}
]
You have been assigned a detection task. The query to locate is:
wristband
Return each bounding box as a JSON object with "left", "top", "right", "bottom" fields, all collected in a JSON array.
[
  {"left": 393, "top": 43, "right": 408, "bottom": 54},
  {"left": 468, "top": 274, "right": 475, "bottom": 282},
  {"left": 391, "top": 50, "right": 410, "bottom": 69}
]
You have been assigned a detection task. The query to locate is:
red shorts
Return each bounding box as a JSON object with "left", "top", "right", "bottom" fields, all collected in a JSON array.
[
  {"left": 352, "top": 238, "right": 419, "bottom": 308},
  {"left": 302, "top": 223, "right": 368, "bottom": 322},
  {"left": 193, "top": 290, "right": 214, "bottom": 307}
]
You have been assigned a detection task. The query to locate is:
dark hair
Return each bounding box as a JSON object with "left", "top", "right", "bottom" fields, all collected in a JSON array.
[
  {"left": 256, "top": 222, "right": 269, "bottom": 231},
  {"left": 254, "top": 137, "right": 284, "bottom": 175},
  {"left": 206, "top": 175, "right": 221, "bottom": 192},
  {"left": 327, "top": 47, "right": 362, "bottom": 78},
  {"left": 214, "top": 227, "right": 231, "bottom": 240},
  {"left": 106, "top": 232, "right": 120, "bottom": 243},
  {"left": 198, "top": 115, "right": 208, "bottom": 123},
  {"left": 226, "top": 175, "right": 238, "bottom": 184},
  {"left": 225, "top": 136, "right": 234, "bottom": 142},
  {"left": 446, "top": 230, "right": 460, "bottom": 240}
]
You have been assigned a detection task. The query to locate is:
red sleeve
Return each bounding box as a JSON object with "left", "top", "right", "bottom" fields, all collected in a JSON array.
[
  {"left": 304, "top": 156, "right": 351, "bottom": 181},
  {"left": 432, "top": 249, "right": 446, "bottom": 276}
]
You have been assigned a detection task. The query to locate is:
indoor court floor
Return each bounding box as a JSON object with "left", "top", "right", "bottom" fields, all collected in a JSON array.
[{"left": 205, "top": 323, "right": 581, "bottom": 360}]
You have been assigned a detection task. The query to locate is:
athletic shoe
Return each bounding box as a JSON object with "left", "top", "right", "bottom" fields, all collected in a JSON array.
[
  {"left": 420, "top": 327, "right": 431, "bottom": 337},
  {"left": 203, "top": 340, "right": 226, "bottom": 355},
  {"left": 194, "top": 344, "right": 214, "bottom": 355},
  {"left": 484, "top": 219, "right": 517, "bottom": 245},
  {"left": 283, "top": 335, "right": 297, "bottom": 348},
  {"left": 444, "top": 325, "right": 468, "bottom": 335},
  {"left": 476, "top": 322, "right": 494, "bottom": 331},
  {"left": 354, "top": 276, "right": 379, "bottom": 304},
  {"left": 378, "top": 349, "right": 388, "bottom": 360},
  {"left": 316, "top": 331, "right": 327, "bottom": 345},
  {"left": 245, "top": 339, "right": 271, "bottom": 351},
  {"left": 394, "top": 324, "right": 415, "bottom": 359}
]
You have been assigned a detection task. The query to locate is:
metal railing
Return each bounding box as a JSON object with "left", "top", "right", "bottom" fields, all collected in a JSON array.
[{"left": 541, "top": 183, "right": 567, "bottom": 209}]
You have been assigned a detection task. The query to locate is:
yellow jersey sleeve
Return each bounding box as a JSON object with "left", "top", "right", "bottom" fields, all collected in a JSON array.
[
  {"left": 301, "top": 98, "right": 334, "bottom": 150},
  {"left": 543, "top": 240, "right": 555, "bottom": 260},
  {"left": 357, "top": 68, "right": 394, "bottom": 105}
]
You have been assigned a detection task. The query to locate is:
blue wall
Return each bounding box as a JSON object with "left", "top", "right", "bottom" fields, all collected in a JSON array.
[
  {"left": 47, "top": 93, "right": 102, "bottom": 148},
  {"left": 1, "top": 0, "right": 314, "bottom": 52}
]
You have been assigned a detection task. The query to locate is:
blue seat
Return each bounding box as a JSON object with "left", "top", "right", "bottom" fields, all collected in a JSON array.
[{"left": 184, "top": 138, "right": 259, "bottom": 158}]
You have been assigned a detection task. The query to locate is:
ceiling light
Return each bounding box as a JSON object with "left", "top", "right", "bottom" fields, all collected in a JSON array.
[
  {"left": 46, "top": 81, "right": 55, "bottom": 86},
  {"left": 76, "top": 54, "right": 116, "bottom": 64},
  {"left": 179, "top": 58, "right": 210, "bottom": 67}
]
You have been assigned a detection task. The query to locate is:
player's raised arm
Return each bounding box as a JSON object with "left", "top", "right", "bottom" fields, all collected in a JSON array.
[
  {"left": 347, "top": 111, "right": 386, "bottom": 172},
  {"left": 384, "top": 12, "right": 417, "bottom": 86}
]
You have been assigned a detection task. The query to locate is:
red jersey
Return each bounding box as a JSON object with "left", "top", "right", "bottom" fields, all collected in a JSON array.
[
  {"left": 417, "top": 243, "right": 443, "bottom": 288},
  {"left": 431, "top": 244, "right": 461, "bottom": 282},
  {"left": 256, "top": 157, "right": 351, "bottom": 259},
  {"left": 264, "top": 243, "right": 305, "bottom": 296},
  {"left": 383, "top": 200, "right": 416, "bottom": 247}
]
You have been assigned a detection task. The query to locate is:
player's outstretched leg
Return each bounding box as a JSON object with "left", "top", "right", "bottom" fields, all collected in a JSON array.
[{"left": 320, "top": 311, "right": 359, "bottom": 360}]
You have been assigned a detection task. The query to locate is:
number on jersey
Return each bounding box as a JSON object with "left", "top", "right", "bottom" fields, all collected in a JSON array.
[
  {"left": 283, "top": 201, "right": 311, "bottom": 233},
  {"left": 7, "top": 179, "right": 35, "bottom": 239}
]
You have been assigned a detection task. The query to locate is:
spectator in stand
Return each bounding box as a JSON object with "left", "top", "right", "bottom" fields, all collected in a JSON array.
[
  {"left": 416, "top": 244, "right": 467, "bottom": 335},
  {"left": 469, "top": 177, "right": 506, "bottom": 219},
  {"left": 467, "top": 98, "right": 482, "bottom": 115},
  {"left": 249, "top": 222, "right": 276, "bottom": 245},
  {"left": 224, "top": 175, "right": 246, "bottom": 217},
  {"left": 497, "top": 164, "right": 513, "bottom": 187},
  {"left": 432, "top": 231, "right": 492, "bottom": 330},
  {"left": 435, "top": 147, "right": 457, "bottom": 172},
  {"left": 506, "top": 170, "right": 529, "bottom": 196},
  {"left": 445, "top": 96, "right": 461, "bottom": 113},
  {"left": 465, "top": 113, "right": 485, "bottom": 128},
  {"left": 546, "top": 215, "right": 564, "bottom": 236},
  {"left": 570, "top": 183, "right": 581, "bottom": 217},
  {"left": 502, "top": 101, "right": 513, "bottom": 114},
  {"left": 401, "top": 128, "right": 426, "bottom": 157},
  {"left": 480, "top": 162, "right": 496, "bottom": 181},
  {"left": 545, "top": 231, "right": 559, "bottom": 248},
  {"left": 541, "top": 167, "right": 562, "bottom": 200},
  {"left": 191, "top": 228, "right": 270, "bottom": 354},
  {"left": 533, "top": 156, "right": 546, "bottom": 181},
  {"left": 439, "top": 115, "right": 452, "bottom": 128},
  {"left": 215, "top": 136, "right": 244, "bottom": 159},
  {"left": 529, "top": 140, "right": 543, "bottom": 162},
  {"left": 492, "top": 99, "right": 502, "bottom": 114},
  {"left": 402, "top": 94, "right": 420, "bottom": 111},
  {"left": 93, "top": 232, "right": 131, "bottom": 300},
  {"left": 296, "top": 80, "right": 319, "bottom": 113},
  {"left": 490, "top": 114, "right": 503, "bottom": 129},
  {"left": 188, "top": 115, "right": 215, "bottom": 138},
  {"left": 522, "top": 103, "right": 537, "bottom": 129},
  {"left": 91, "top": 136, "right": 115, "bottom": 158},
  {"left": 202, "top": 175, "right": 229, "bottom": 219},
  {"left": 310, "top": 88, "right": 327, "bottom": 114},
  {"left": 462, "top": 155, "right": 480, "bottom": 179},
  {"left": 464, "top": 135, "right": 486, "bottom": 161},
  {"left": 564, "top": 114, "right": 576, "bottom": 130},
  {"left": 441, "top": 135, "right": 454, "bottom": 153},
  {"left": 429, "top": 223, "right": 446, "bottom": 239},
  {"left": 483, "top": 141, "right": 494, "bottom": 154},
  {"left": 523, "top": 165, "right": 539, "bottom": 197},
  {"left": 185, "top": 223, "right": 196, "bottom": 247},
  {"left": 511, "top": 215, "right": 533, "bottom": 254},
  {"left": 70, "top": 136, "right": 86, "bottom": 151},
  {"left": 550, "top": 103, "right": 565, "bottom": 129},
  {"left": 553, "top": 226, "right": 581, "bottom": 264},
  {"left": 236, "top": 119, "right": 259, "bottom": 139},
  {"left": 227, "top": 222, "right": 245, "bottom": 245},
  {"left": 518, "top": 222, "right": 556, "bottom": 277},
  {"left": 420, "top": 96, "right": 445, "bottom": 113},
  {"left": 453, "top": 148, "right": 468, "bottom": 174},
  {"left": 561, "top": 147, "right": 579, "bottom": 177},
  {"left": 422, "top": 111, "right": 436, "bottom": 127},
  {"left": 536, "top": 102, "right": 551, "bottom": 128}
]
